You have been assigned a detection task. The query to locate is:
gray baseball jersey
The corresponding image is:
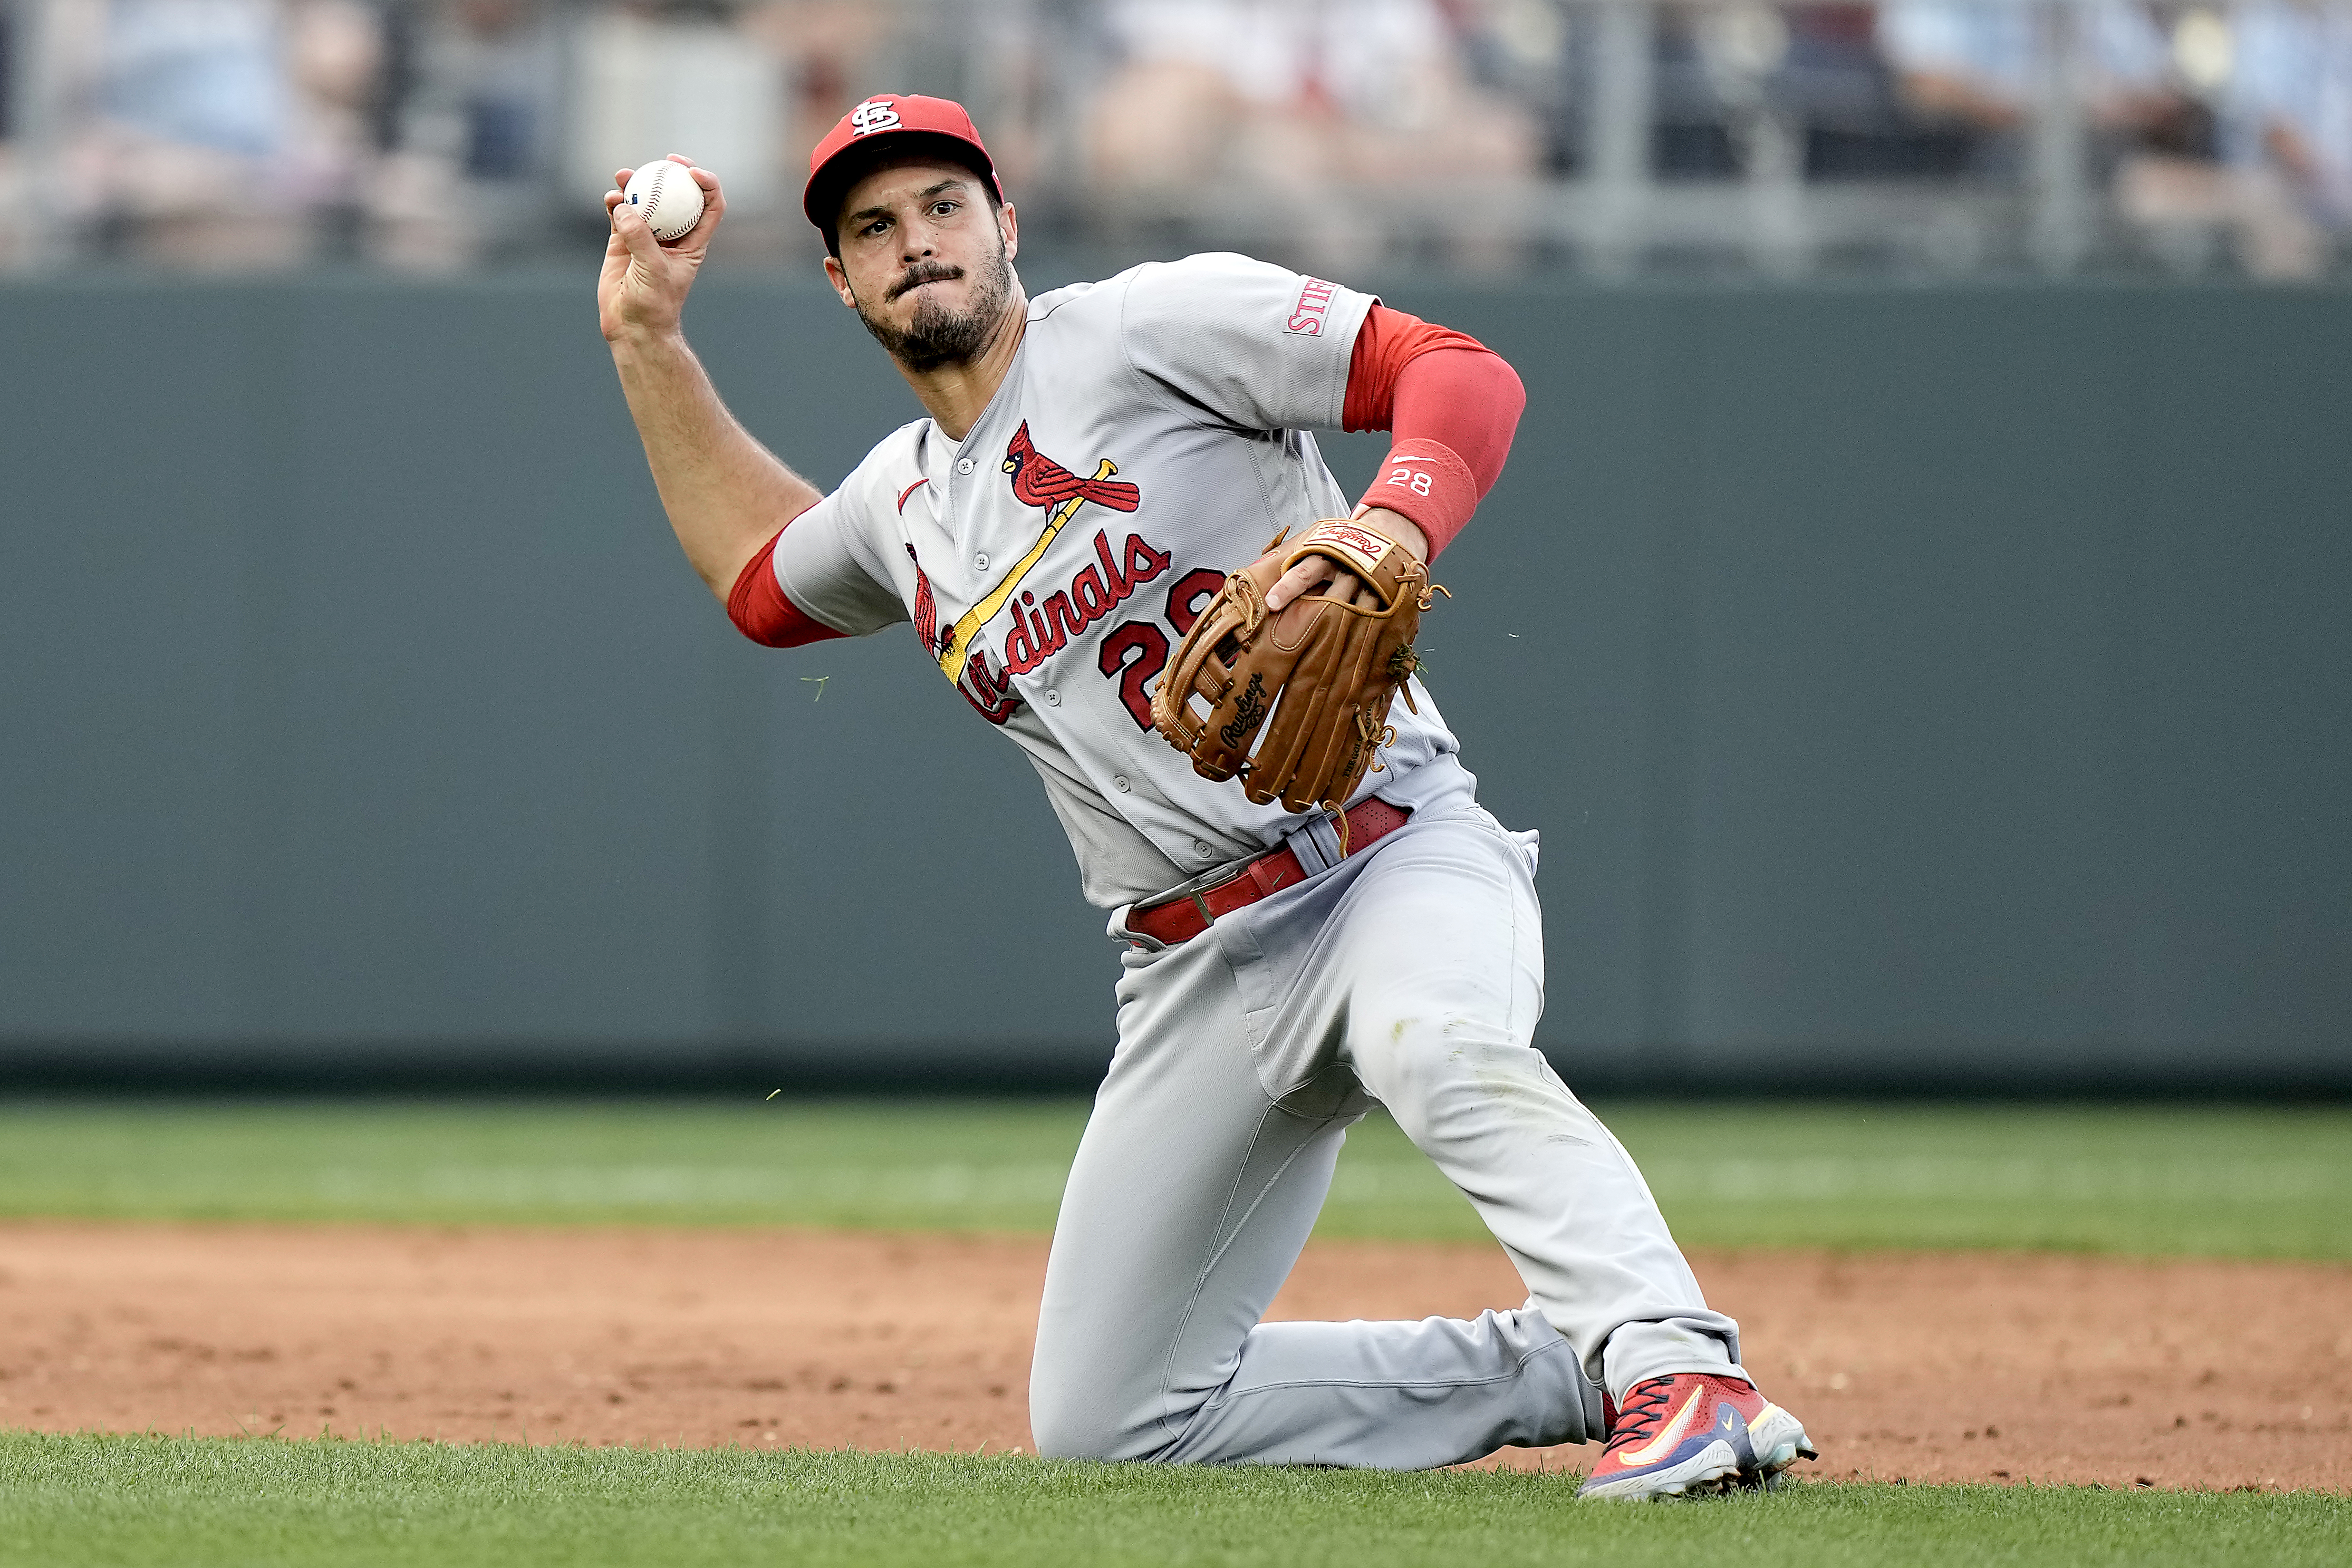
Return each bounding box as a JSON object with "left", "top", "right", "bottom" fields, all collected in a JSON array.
[
  {"left": 766, "top": 251, "right": 1461, "bottom": 908},
  {"left": 760, "top": 250, "right": 1755, "bottom": 1468}
]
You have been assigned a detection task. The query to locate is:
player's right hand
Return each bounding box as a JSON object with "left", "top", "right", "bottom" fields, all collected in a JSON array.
[
  {"left": 1260, "top": 511, "right": 1427, "bottom": 615},
  {"left": 598, "top": 154, "right": 724, "bottom": 343}
]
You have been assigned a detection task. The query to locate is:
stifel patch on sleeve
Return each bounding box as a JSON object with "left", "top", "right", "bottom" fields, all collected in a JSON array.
[{"left": 1285, "top": 277, "right": 1337, "bottom": 336}]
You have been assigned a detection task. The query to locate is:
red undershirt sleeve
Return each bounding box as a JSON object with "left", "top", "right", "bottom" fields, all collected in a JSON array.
[
  {"left": 727, "top": 514, "right": 847, "bottom": 648},
  {"left": 1341, "top": 304, "right": 1526, "bottom": 558}
]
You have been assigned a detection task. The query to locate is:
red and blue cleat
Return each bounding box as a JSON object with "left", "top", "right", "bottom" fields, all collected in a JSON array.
[{"left": 1575, "top": 1372, "right": 1817, "bottom": 1501}]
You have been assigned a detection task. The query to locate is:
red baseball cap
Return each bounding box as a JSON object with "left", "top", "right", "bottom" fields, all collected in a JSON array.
[{"left": 803, "top": 94, "right": 1005, "bottom": 232}]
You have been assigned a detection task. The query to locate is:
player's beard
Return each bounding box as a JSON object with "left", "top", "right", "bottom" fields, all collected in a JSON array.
[{"left": 854, "top": 237, "right": 1016, "bottom": 373}]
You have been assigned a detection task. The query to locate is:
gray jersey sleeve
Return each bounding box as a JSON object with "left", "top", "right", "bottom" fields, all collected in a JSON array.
[
  {"left": 767, "top": 450, "right": 911, "bottom": 637},
  {"left": 1116, "top": 253, "right": 1377, "bottom": 434}
]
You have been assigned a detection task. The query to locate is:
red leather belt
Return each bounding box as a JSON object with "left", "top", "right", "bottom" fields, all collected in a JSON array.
[{"left": 1124, "top": 798, "right": 1412, "bottom": 949}]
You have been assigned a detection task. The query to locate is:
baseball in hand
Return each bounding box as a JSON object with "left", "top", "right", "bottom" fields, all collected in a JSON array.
[{"left": 622, "top": 161, "right": 705, "bottom": 243}]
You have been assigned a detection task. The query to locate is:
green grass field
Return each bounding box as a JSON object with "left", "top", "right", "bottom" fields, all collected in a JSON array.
[
  {"left": 2, "top": 1098, "right": 2348, "bottom": 1256},
  {"left": 5, "top": 1098, "right": 2347, "bottom": 1565},
  {"left": 3, "top": 1433, "right": 2345, "bottom": 1568}
]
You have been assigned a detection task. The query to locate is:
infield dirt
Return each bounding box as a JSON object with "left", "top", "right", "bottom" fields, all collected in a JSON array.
[{"left": 1, "top": 1223, "right": 2344, "bottom": 1491}]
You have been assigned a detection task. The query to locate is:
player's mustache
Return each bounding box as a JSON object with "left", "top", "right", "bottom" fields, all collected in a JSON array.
[{"left": 887, "top": 263, "right": 965, "bottom": 302}]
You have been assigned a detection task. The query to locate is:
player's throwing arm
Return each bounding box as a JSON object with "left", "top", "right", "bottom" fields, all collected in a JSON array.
[{"left": 599, "top": 155, "right": 824, "bottom": 599}]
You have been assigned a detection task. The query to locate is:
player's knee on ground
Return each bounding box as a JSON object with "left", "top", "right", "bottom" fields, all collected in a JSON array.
[{"left": 1028, "top": 1352, "right": 1172, "bottom": 1461}]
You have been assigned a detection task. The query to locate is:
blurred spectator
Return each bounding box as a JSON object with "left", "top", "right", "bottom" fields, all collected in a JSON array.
[
  {"left": 743, "top": 1, "right": 899, "bottom": 190},
  {"left": 1087, "top": 0, "right": 1541, "bottom": 268},
  {"left": 1654, "top": 1, "right": 1742, "bottom": 176},
  {"left": 1466, "top": 0, "right": 1586, "bottom": 178},
  {"left": 1877, "top": 0, "right": 2183, "bottom": 168},
  {"left": 1875, "top": 0, "right": 2032, "bottom": 148},
  {"left": 285, "top": 2, "right": 389, "bottom": 250},
  {"left": 2230, "top": 1, "right": 2352, "bottom": 227},
  {"left": 564, "top": 2, "right": 787, "bottom": 225},
  {"left": 370, "top": 1, "right": 795, "bottom": 269},
  {"left": 1649, "top": 4, "right": 1981, "bottom": 184},
  {"left": 369, "top": 0, "right": 561, "bottom": 267},
  {"left": 102, "top": 0, "right": 285, "bottom": 157},
  {"left": 1777, "top": 3, "right": 1975, "bottom": 178},
  {"left": 0, "top": 0, "right": 382, "bottom": 268},
  {"left": 435, "top": 0, "right": 556, "bottom": 182},
  {"left": 79, "top": 0, "right": 299, "bottom": 266},
  {"left": 2107, "top": 4, "right": 2337, "bottom": 277}
]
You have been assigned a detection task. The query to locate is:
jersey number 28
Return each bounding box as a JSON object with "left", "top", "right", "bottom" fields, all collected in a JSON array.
[{"left": 1098, "top": 568, "right": 1225, "bottom": 730}]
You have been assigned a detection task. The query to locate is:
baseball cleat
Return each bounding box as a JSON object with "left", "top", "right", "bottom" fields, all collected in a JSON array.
[
  {"left": 1575, "top": 1373, "right": 1817, "bottom": 1501},
  {"left": 1734, "top": 1388, "right": 1818, "bottom": 1490}
]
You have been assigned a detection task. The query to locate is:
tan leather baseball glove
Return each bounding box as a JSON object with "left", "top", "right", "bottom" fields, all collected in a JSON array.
[{"left": 1152, "top": 517, "right": 1441, "bottom": 825}]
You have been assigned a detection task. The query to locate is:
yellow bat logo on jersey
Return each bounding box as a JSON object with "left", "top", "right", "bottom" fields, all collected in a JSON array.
[{"left": 936, "top": 423, "right": 1143, "bottom": 685}]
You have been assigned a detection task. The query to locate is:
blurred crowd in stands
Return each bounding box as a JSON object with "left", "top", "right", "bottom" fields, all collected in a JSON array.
[{"left": 0, "top": 0, "right": 2346, "bottom": 278}]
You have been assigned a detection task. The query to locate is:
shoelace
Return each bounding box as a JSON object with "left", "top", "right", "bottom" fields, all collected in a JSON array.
[{"left": 1604, "top": 1380, "right": 1680, "bottom": 1449}]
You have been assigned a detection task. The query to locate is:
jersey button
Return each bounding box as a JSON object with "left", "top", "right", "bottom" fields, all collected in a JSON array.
[
  {"left": 955, "top": 457, "right": 975, "bottom": 475},
  {"left": 973, "top": 551, "right": 990, "bottom": 571},
  {"left": 1112, "top": 775, "right": 1131, "bottom": 792},
  {"left": 1042, "top": 689, "right": 1061, "bottom": 707},
  {"left": 1194, "top": 840, "right": 1213, "bottom": 857}
]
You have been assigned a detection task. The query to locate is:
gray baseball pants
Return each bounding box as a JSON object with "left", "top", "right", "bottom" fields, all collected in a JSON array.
[{"left": 1029, "top": 783, "right": 1746, "bottom": 1468}]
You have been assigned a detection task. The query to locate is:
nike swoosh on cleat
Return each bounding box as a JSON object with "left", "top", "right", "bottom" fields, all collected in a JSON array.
[{"left": 1614, "top": 1387, "right": 1711, "bottom": 1468}]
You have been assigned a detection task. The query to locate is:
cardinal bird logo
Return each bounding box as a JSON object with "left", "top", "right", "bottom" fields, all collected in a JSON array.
[
  {"left": 1001, "top": 422, "right": 1141, "bottom": 514},
  {"left": 929, "top": 423, "right": 1146, "bottom": 686}
]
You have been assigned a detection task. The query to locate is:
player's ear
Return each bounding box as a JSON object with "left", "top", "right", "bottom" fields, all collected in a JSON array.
[
  {"left": 999, "top": 200, "right": 1018, "bottom": 262},
  {"left": 823, "top": 254, "right": 856, "bottom": 308}
]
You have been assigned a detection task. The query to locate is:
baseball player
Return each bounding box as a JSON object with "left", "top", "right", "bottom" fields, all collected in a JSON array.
[{"left": 599, "top": 95, "right": 1813, "bottom": 1499}]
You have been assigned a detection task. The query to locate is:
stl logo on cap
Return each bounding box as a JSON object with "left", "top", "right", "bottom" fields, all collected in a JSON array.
[{"left": 849, "top": 99, "right": 902, "bottom": 137}]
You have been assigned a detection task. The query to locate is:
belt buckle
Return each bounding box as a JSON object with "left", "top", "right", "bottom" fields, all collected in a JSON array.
[
  {"left": 1131, "top": 860, "right": 1249, "bottom": 917},
  {"left": 1126, "top": 855, "right": 1261, "bottom": 947}
]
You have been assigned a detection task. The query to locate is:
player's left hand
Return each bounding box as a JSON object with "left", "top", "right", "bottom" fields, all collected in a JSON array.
[{"left": 1262, "top": 508, "right": 1428, "bottom": 613}]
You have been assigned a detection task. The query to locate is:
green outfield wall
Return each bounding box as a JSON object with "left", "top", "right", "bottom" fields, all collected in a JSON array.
[{"left": 2, "top": 272, "right": 2347, "bottom": 1092}]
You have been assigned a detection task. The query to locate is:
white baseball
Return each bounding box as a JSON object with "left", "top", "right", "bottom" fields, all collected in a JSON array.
[{"left": 622, "top": 161, "right": 706, "bottom": 243}]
